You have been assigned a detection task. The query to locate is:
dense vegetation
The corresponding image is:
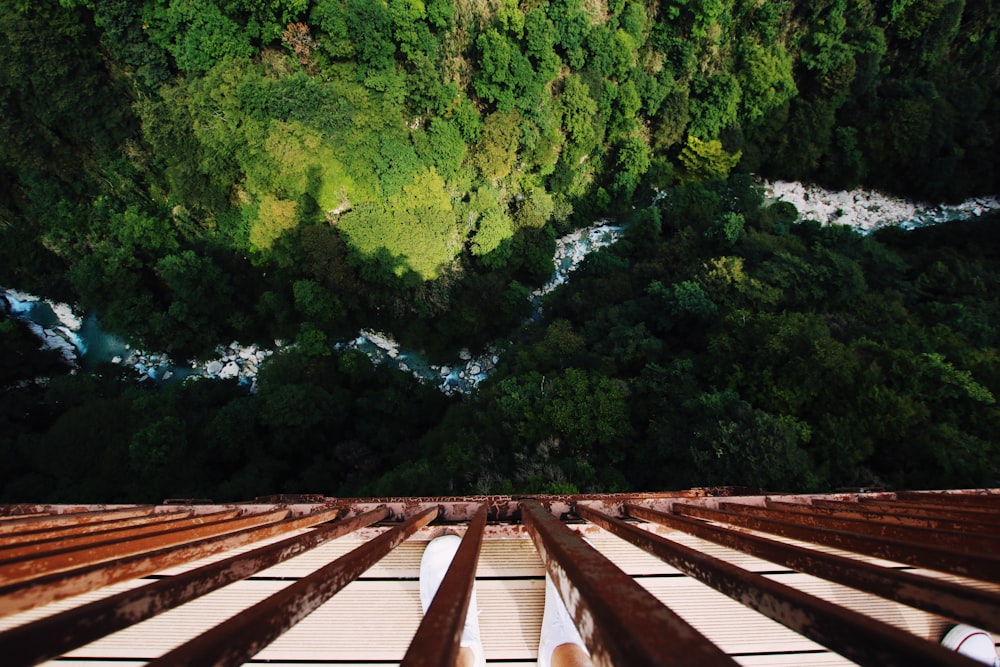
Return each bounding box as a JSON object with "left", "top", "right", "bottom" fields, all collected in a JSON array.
[{"left": 1, "top": 0, "right": 998, "bottom": 500}]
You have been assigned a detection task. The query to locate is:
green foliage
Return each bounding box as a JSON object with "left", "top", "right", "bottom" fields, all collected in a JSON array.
[
  {"left": 3, "top": 0, "right": 1000, "bottom": 501},
  {"left": 471, "top": 111, "right": 522, "bottom": 182},
  {"left": 339, "top": 168, "right": 458, "bottom": 281},
  {"left": 688, "top": 390, "right": 817, "bottom": 489},
  {"left": 474, "top": 28, "right": 542, "bottom": 112},
  {"left": 678, "top": 136, "right": 742, "bottom": 181}
]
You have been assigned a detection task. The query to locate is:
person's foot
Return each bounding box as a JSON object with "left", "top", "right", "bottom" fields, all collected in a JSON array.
[
  {"left": 942, "top": 624, "right": 999, "bottom": 666},
  {"left": 419, "top": 535, "right": 485, "bottom": 667},
  {"left": 537, "top": 573, "right": 588, "bottom": 667}
]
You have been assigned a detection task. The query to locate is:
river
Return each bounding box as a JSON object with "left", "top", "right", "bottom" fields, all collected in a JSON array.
[{"left": 3, "top": 181, "right": 997, "bottom": 394}]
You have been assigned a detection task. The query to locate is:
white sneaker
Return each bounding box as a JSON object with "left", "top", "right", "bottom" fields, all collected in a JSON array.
[
  {"left": 419, "top": 535, "right": 485, "bottom": 667},
  {"left": 942, "top": 625, "right": 999, "bottom": 666},
  {"left": 537, "top": 573, "right": 588, "bottom": 667}
]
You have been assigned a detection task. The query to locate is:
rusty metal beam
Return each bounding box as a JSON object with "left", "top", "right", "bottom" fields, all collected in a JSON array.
[
  {"left": 520, "top": 499, "right": 737, "bottom": 667},
  {"left": 0, "top": 507, "right": 154, "bottom": 535},
  {"left": 855, "top": 497, "right": 1000, "bottom": 518},
  {"left": 717, "top": 501, "right": 999, "bottom": 554},
  {"left": 624, "top": 503, "right": 1000, "bottom": 634},
  {"left": 579, "top": 504, "right": 980, "bottom": 667},
  {"left": 0, "top": 510, "right": 233, "bottom": 562},
  {"left": 401, "top": 505, "right": 487, "bottom": 667},
  {"left": 895, "top": 491, "right": 1000, "bottom": 507},
  {"left": 672, "top": 502, "right": 1000, "bottom": 584},
  {"left": 810, "top": 498, "right": 1000, "bottom": 525},
  {"left": 0, "top": 510, "right": 194, "bottom": 546},
  {"left": 0, "top": 508, "right": 309, "bottom": 617},
  {"left": 0, "top": 509, "right": 263, "bottom": 586},
  {"left": 147, "top": 505, "right": 439, "bottom": 667},
  {"left": 764, "top": 499, "right": 1000, "bottom": 537},
  {"left": 0, "top": 507, "right": 388, "bottom": 667}
]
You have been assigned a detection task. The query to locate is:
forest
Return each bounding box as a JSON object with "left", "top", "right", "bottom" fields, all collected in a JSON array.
[{"left": 1, "top": 0, "right": 998, "bottom": 501}]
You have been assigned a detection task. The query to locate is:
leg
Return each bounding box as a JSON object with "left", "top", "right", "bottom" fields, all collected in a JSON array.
[
  {"left": 550, "top": 643, "right": 592, "bottom": 667},
  {"left": 941, "top": 625, "right": 999, "bottom": 666},
  {"left": 538, "top": 574, "right": 593, "bottom": 667},
  {"left": 419, "top": 535, "right": 486, "bottom": 667},
  {"left": 456, "top": 646, "right": 477, "bottom": 667}
]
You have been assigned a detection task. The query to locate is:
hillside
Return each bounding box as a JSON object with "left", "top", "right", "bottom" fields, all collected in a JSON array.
[{"left": 1, "top": 0, "right": 998, "bottom": 500}]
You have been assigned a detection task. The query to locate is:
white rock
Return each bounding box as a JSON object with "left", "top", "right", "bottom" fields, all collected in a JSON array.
[
  {"left": 459, "top": 348, "right": 472, "bottom": 361},
  {"left": 470, "top": 364, "right": 482, "bottom": 375},
  {"left": 239, "top": 347, "right": 253, "bottom": 360},
  {"left": 206, "top": 360, "right": 223, "bottom": 376},
  {"left": 111, "top": 356, "right": 122, "bottom": 364},
  {"left": 218, "top": 361, "right": 240, "bottom": 379},
  {"left": 46, "top": 301, "right": 83, "bottom": 330}
]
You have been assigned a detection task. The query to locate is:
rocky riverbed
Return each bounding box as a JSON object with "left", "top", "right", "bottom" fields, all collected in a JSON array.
[
  {"left": 338, "top": 330, "right": 500, "bottom": 396},
  {"left": 764, "top": 180, "right": 1000, "bottom": 232}
]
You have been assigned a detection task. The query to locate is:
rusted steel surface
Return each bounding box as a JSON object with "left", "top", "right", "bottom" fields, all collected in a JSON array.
[
  {"left": 0, "top": 510, "right": 233, "bottom": 562},
  {"left": 0, "top": 509, "right": 259, "bottom": 586},
  {"left": 146, "top": 505, "right": 438, "bottom": 667},
  {"left": 810, "top": 498, "right": 1000, "bottom": 525},
  {"left": 0, "top": 508, "right": 300, "bottom": 617},
  {"left": 764, "top": 499, "right": 1000, "bottom": 537},
  {"left": 0, "top": 513, "right": 49, "bottom": 521},
  {"left": 520, "top": 499, "right": 736, "bottom": 667},
  {"left": 0, "top": 510, "right": 194, "bottom": 546},
  {"left": 0, "top": 507, "right": 153, "bottom": 535},
  {"left": 855, "top": 497, "right": 1000, "bottom": 518},
  {"left": 401, "top": 505, "right": 487, "bottom": 667},
  {"left": 624, "top": 503, "right": 1000, "bottom": 634},
  {"left": 323, "top": 489, "right": 748, "bottom": 523},
  {"left": 672, "top": 502, "right": 1000, "bottom": 584},
  {"left": 717, "top": 501, "right": 999, "bottom": 553},
  {"left": 0, "top": 506, "right": 372, "bottom": 667},
  {"left": 579, "top": 504, "right": 981, "bottom": 667},
  {"left": 895, "top": 491, "right": 1000, "bottom": 507}
]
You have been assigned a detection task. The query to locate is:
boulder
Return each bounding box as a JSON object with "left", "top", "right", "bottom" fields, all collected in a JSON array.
[
  {"left": 206, "top": 360, "right": 223, "bottom": 376},
  {"left": 218, "top": 361, "right": 240, "bottom": 379}
]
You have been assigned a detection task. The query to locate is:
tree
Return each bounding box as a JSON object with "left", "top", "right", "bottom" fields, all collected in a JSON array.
[
  {"left": 251, "top": 196, "right": 298, "bottom": 251},
  {"left": 687, "top": 390, "right": 817, "bottom": 489},
  {"left": 472, "top": 111, "right": 521, "bottom": 182},
  {"left": 338, "top": 168, "right": 458, "bottom": 281},
  {"left": 677, "top": 136, "right": 742, "bottom": 181}
]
